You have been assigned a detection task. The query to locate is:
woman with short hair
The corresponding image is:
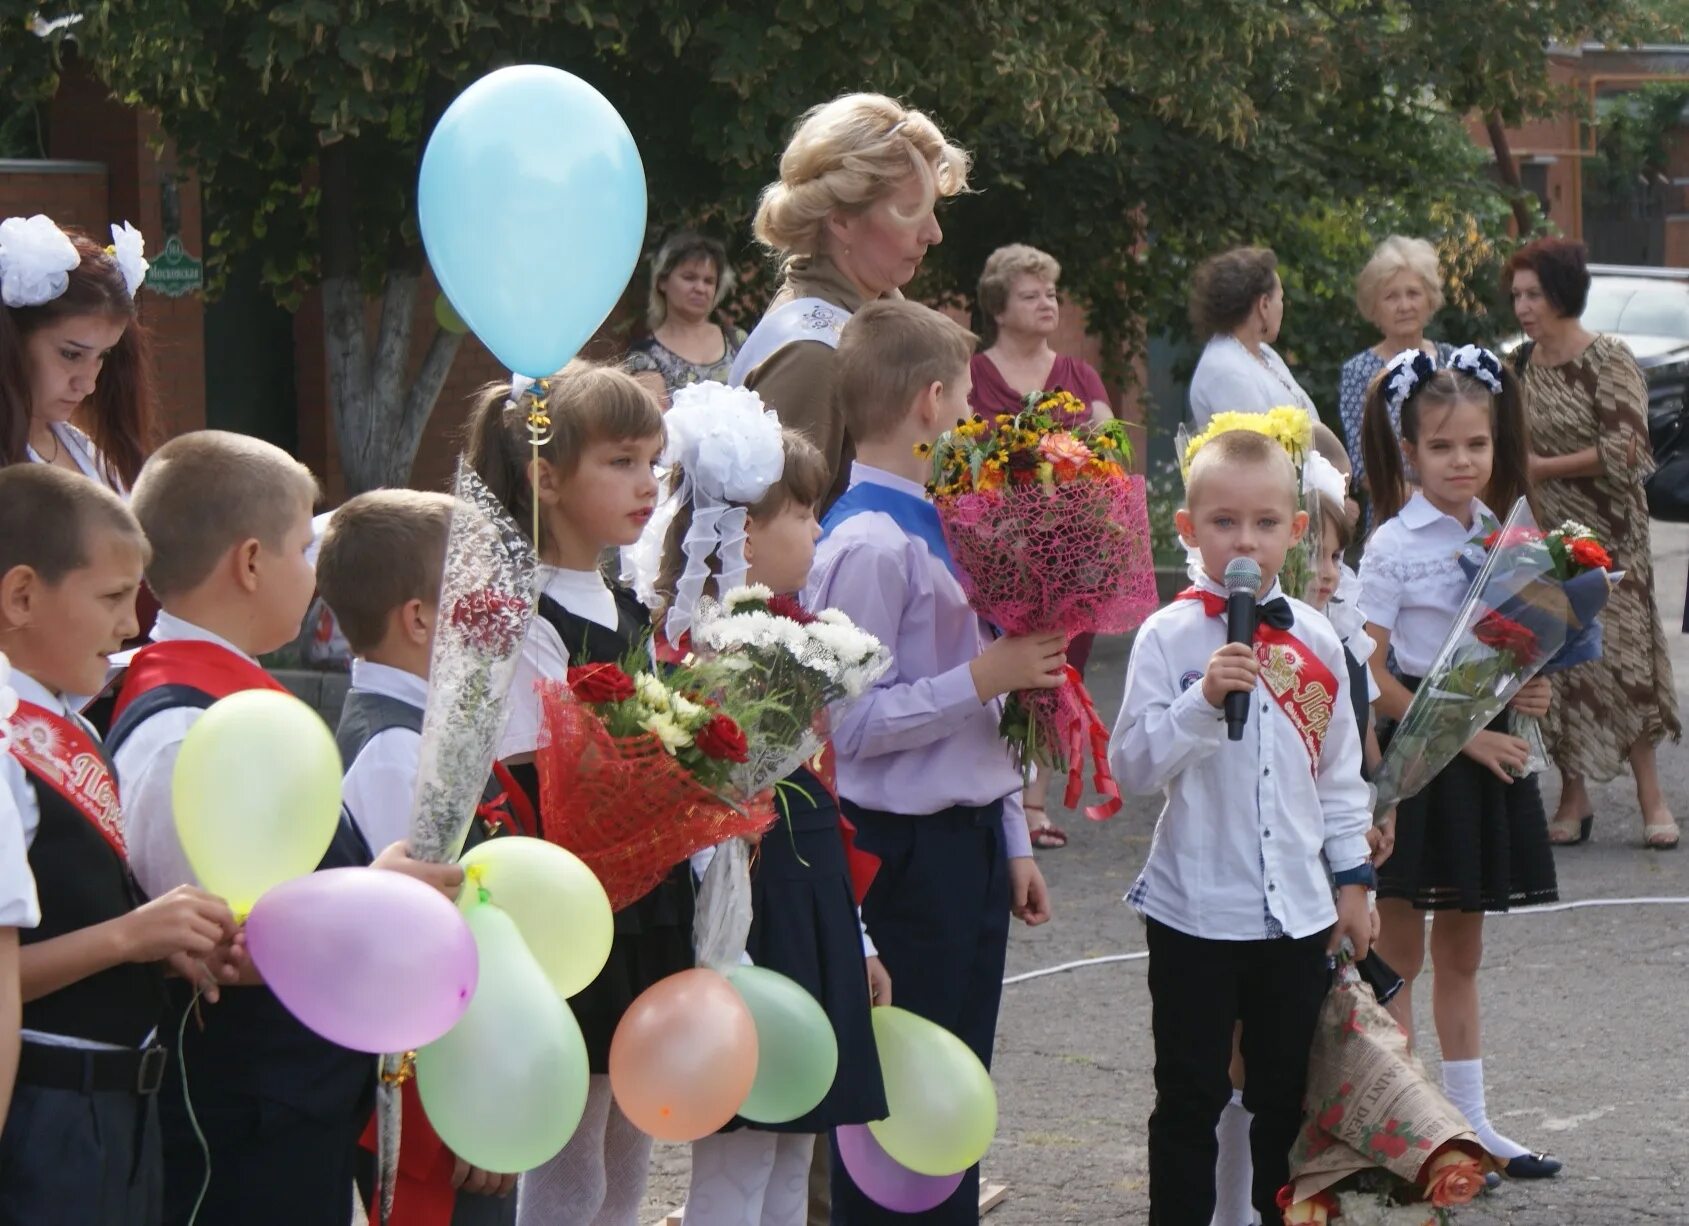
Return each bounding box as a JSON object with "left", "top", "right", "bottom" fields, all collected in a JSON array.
[
  {"left": 625, "top": 231, "right": 746, "bottom": 409},
  {"left": 969, "top": 243, "right": 1111, "bottom": 425}
]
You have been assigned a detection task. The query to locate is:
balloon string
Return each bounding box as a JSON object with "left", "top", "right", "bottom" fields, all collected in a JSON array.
[
  {"left": 524, "top": 381, "right": 552, "bottom": 557},
  {"left": 179, "top": 983, "right": 211, "bottom": 1226}
]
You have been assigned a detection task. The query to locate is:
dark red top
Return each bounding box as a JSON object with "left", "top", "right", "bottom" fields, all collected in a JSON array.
[{"left": 968, "top": 352, "right": 1110, "bottom": 423}]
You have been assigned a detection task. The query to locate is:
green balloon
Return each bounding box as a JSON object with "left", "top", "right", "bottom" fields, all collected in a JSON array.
[
  {"left": 866, "top": 1006, "right": 997, "bottom": 1177},
  {"left": 724, "top": 965, "right": 838, "bottom": 1125},
  {"left": 416, "top": 903, "right": 589, "bottom": 1174},
  {"left": 434, "top": 293, "right": 468, "bottom": 335}
]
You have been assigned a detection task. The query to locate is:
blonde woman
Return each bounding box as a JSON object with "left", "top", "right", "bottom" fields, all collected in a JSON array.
[
  {"left": 625, "top": 231, "right": 746, "bottom": 408},
  {"left": 732, "top": 92, "right": 970, "bottom": 507},
  {"left": 1338, "top": 236, "right": 1452, "bottom": 492}
]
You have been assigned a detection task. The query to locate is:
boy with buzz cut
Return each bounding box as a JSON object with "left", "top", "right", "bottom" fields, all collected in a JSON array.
[
  {"left": 0, "top": 465, "right": 238, "bottom": 1226},
  {"left": 108, "top": 430, "right": 385, "bottom": 1226},
  {"left": 806, "top": 298, "right": 1064, "bottom": 1225},
  {"left": 1109, "top": 428, "right": 1374, "bottom": 1226},
  {"left": 314, "top": 488, "right": 521, "bottom": 1226}
]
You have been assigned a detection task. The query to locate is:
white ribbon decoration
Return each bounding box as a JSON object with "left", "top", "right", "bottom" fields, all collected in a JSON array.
[
  {"left": 0, "top": 215, "right": 79, "bottom": 308},
  {"left": 108, "top": 221, "right": 148, "bottom": 298}
]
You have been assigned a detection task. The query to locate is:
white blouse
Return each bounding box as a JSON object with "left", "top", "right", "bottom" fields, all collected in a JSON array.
[
  {"left": 497, "top": 566, "right": 618, "bottom": 760},
  {"left": 1357, "top": 492, "right": 1494, "bottom": 678},
  {"left": 1187, "top": 335, "right": 1316, "bottom": 429},
  {"left": 27, "top": 422, "right": 125, "bottom": 495}
]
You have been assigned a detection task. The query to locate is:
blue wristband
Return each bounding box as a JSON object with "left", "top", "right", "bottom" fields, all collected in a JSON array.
[{"left": 1333, "top": 864, "right": 1376, "bottom": 890}]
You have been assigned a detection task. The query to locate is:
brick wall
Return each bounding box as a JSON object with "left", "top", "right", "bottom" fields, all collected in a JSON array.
[{"left": 0, "top": 162, "right": 108, "bottom": 231}]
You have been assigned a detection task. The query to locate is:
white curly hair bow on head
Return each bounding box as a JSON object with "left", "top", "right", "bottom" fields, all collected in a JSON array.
[
  {"left": 107, "top": 222, "right": 149, "bottom": 299},
  {"left": 652, "top": 382, "right": 786, "bottom": 645},
  {"left": 0, "top": 214, "right": 79, "bottom": 308}
]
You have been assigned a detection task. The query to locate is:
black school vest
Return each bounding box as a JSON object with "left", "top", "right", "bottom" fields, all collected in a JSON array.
[
  {"left": 334, "top": 689, "right": 507, "bottom": 855},
  {"left": 19, "top": 726, "right": 166, "bottom": 1047},
  {"left": 536, "top": 583, "right": 649, "bottom": 668},
  {"left": 107, "top": 684, "right": 376, "bottom": 1119}
]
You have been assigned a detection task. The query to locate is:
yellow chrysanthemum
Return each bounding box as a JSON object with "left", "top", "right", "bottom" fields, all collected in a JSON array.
[{"left": 1181, "top": 406, "right": 1314, "bottom": 474}]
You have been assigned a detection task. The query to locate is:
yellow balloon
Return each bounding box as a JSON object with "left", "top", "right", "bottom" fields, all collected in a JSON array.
[
  {"left": 866, "top": 1006, "right": 998, "bottom": 1177},
  {"left": 458, "top": 837, "right": 613, "bottom": 998},
  {"left": 171, "top": 690, "right": 342, "bottom": 915}
]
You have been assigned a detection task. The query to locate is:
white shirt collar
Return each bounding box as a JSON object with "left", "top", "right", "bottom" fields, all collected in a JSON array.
[
  {"left": 1192, "top": 569, "right": 1285, "bottom": 603},
  {"left": 1398, "top": 490, "right": 1491, "bottom": 533},
  {"left": 539, "top": 565, "right": 617, "bottom": 631},
  {"left": 848, "top": 462, "right": 928, "bottom": 501},
  {"left": 348, "top": 660, "right": 429, "bottom": 707},
  {"left": 9, "top": 668, "right": 71, "bottom": 718},
  {"left": 110, "top": 609, "right": 260, "bottom": 672}
]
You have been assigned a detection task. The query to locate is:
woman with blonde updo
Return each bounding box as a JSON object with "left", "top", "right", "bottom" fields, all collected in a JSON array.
[{"left": 732, "top": 92, "right": 970, "bottom": 508}]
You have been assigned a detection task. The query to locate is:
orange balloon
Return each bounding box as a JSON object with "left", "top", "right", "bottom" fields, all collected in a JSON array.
[{"left": 609, "top": 968, "right": 759, "bottom": 1141}]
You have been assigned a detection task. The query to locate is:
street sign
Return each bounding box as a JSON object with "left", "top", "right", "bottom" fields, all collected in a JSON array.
[{"left": 145, "top": 235, "right": 203, "bottom": 299}]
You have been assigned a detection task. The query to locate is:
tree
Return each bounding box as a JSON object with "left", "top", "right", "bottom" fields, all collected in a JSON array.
[{"left": 3, "top": 0, "right": 1680, "bottom": 485}]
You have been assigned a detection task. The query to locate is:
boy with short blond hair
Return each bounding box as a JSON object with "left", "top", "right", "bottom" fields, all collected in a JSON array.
[
  {"left": 0, "top": 465, "right": 237, "bottom": 1226},
  {"left": 807, "top": 298, "right": 1063, "bottom": 1224},
  {"left": 1110, "top": 427, "right": 1373, "bottom": 1226}
]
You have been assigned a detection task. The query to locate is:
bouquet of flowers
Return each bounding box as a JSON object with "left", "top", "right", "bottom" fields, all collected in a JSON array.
[
  {"left": 1279, "top": 963, "right": 1492, "bottom": 1225},
  {"left": 1371, "top": 498, "right": 1577, "bottom": 813},
  {"left": 923, "top": 394, "right": 1157, "bottom": 819},
  {"left": 690, "top": 584, "right": 891, "bottom": 797},
  {"left": 1456, "top": 520, "right": 1621, "bottom": 775},
  {"left": 534, "top": 655, "right": 776, "bottom": 911},
  {"left": 1178, "top": 406, "right": 1323, "bottom": 600}
]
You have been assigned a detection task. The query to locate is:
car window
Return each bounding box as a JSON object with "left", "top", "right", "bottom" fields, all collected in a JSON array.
[{"left": 1584, "top": 279, "right": 1689, "bottom": 339}]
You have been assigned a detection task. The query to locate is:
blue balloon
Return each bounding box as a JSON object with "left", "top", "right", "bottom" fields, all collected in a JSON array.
[{"left": 418, "top": 65, "right": 647, "bottom": 377}]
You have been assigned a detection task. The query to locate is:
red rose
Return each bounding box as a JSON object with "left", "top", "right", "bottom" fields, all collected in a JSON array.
[
  {"left": 694, "top": 713, "right": 750, "bottom": 763},
  {"left": 766, "top": 594, "right": 817, "bottom": 625},
  {"left": 1484, "top": 526, "right": 1544, "bottom": 551},
  {"left": 448, "top": 589, "right": 530, "bottom": 655},
  {"left": 1473, "top": 611, "right": 1540, "bottom": 668},
  {"left": 1567, "top": 537, "right": 1612, "bottom": 571},
  {"left": 567, "top": 662, "right": 636, "bottom": 704}
]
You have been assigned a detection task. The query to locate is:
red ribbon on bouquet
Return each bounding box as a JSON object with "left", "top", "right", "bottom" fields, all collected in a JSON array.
[{"left": 1055, "top": 665, "right": 1121, "bottom": 821}]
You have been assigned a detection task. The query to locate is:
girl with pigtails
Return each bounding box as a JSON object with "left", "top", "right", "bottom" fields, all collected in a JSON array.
[{"left": 1357, "top": 345, "right": 1564, "bottom": 1181}]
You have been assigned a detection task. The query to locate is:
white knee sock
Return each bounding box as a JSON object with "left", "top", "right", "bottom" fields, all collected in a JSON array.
[
  {"left": 517, "top": 1076, "right": 612, "bottom": 1226},
  {"left": 761, "top": 1135, "right": 817, "bottom": 1226},
  {"left": 1212, "top": 1090, "right": 1257, "bottom": 1226},
  {"left": 596, "top": 1094, "right": 656, "bottom": 1225},
  {"left": 686, "top": 1131, "right": 777, "bottom": 1225},
  {"left": 1441, "top": 1058, "right": 1529, "bottom": 1161}
]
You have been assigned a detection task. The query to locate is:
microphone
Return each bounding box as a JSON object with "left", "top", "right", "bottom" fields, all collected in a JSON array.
[{"left": 1223, "top": 556, "right": 1261, "bottom": 742}]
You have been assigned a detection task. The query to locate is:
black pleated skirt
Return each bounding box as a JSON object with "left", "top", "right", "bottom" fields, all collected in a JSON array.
[
  {"left": 737, "top": 767, "right": 886, "bottom": 1132},
  {"left": 1377, "top": 680, "right": 1559, "bottom": 913}
]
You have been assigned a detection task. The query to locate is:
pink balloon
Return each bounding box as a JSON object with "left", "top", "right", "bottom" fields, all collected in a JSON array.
[
  {"left": 246, "top": 867, "right": 478, "bottom": 1052},
  {"left": 836, "top": 1123, "right": 965, "bottom": 1213}
]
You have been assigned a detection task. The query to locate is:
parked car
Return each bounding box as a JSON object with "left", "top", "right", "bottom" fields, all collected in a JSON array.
[{"left": 1503, "top": 263, "right": 1689, "bottom": 431}]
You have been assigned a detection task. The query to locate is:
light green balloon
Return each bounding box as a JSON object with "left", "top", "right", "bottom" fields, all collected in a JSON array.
[
  {"left": 724, "top": 964, "right": 838, "bottom": 1124},
  {"left": 171, "top": 690, "right": 342, "bottom": 916},
  {"left": 866, "top": 1006, "right": 998, "bottom": 1177},
  {"left": 434, "top": 292, "right": 469, "bottom": 335},
  {"left": 416, "top": 903, "right": 589, "bottom": 1174},
  {"left": 458, "top": 837, "right": 613, "bottom": 998}
]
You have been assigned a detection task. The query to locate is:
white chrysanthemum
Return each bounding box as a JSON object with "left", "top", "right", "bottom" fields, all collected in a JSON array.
[
  {"left": 722, "top": 584, "right": 774, "bottom": 610},
  {"left": 814, "top": 608, "right": 852, "bottom": 627},
  {"left": 635, "top": 671, "right": 671, "bottom": 713},
  {"left": 670, "top": 693, "right": 708, "bottom": 726},
  {"left": 108, "top": 221, "right": 148, "bottom": 298},
  {"left": 639, "top": 711, "right": 693, "bottom": 754},
  {"left": 0, "top": 214, "right": 79, "bottom": 308}
]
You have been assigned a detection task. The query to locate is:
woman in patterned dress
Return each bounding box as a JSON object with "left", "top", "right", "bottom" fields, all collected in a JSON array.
[
  {"left": 1507, "top": 237, "right": 1681, "bottom": 849},
  {"left": 625, "top": 231, "right": 746, "bottom": 409}
]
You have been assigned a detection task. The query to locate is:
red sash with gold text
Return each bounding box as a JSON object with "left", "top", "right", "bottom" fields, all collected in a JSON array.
[
  {"left": 1175, "top": 588, "right": 1339, "bottom": 770},
  {"left": 7, "top": 700, "right": 127, "bottom": 859}
]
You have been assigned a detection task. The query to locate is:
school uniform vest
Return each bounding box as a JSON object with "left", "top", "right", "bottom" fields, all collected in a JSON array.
[
  {"left": 107, "top": 677, "right": 376, "bottom": 1120},
  {"left": 536, "top": 584, "right": 649, "bottom": 667},
  {"left": 19, "top": 747, "right": 166, "bottom": 1047}
]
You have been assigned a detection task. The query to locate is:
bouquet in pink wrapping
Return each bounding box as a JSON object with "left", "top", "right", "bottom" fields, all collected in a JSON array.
[{"left": 924, "top": 390, "right": 1158, "bottom": 818}]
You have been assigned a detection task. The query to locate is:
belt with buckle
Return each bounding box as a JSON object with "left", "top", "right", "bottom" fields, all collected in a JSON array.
[{"left": 17, "top": 1041, "right": 169, "bottom": 1095}]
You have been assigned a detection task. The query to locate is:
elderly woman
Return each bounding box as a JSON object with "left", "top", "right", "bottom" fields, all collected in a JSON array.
[
  {"left": 1508, "top": 236, "right": 1681, "bottom": 850},
  {"left": 1338, "top": 236, "right": 1453, "bottom": 492},
  {"left": 969, "top": 243, "right": 1111, "bottom": 424},
  {"left": 1186, "top": 245, "right": 1316, "bottom": 428},
  {"left": 625, "top": 231, "right": 747, "bottom": 408},
  {"left": 732, "top": 92, "right": 969, "bottom": 506}
]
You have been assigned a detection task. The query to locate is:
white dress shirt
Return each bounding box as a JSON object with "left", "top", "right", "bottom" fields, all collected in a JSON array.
[
  {"left": 28, "top": 422, "right": 126, "bottom": 495},
  {"left": 1187, "top": 335, "right": 1317, "bottom": 429},
  {"left": 497, "top": 566, "right": 616, "bottom": 760},
  {"left": 339, "top": 660, "right": 430, "bottom": 855},
  {"left": 1109, "top": 575, "right": 1372, "bottom": 941},
  {"left": 114, "top": 611, "right": 262, "bottom": 899},
  {"left": 1357, "top": 493, "right": 1493, "bottom": 678}
]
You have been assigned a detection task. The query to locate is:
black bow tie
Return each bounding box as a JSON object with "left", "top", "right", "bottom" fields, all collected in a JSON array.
[{"left": 1255, "top": 596, "right": 1295, "bottom": 631}]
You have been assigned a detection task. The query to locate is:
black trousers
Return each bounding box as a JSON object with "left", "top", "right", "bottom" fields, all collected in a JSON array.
[
  {"left": 0, "top": 1082, "right": 162, "bottom": 1226},
  {"left": 831, "top": 801, "right": 1011, "bottom": 1226},
  {"left": 1144, "top": 918, "right": 1332, "bottom": 1226}
]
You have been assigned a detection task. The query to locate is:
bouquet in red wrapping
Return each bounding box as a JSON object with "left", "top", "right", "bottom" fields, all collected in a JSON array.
[
  {"left": 923, "top": 391, "right": 1158, "bottom": 818},
  {"left": 534, "top": 657, "right": 776, "bottom": 911}
]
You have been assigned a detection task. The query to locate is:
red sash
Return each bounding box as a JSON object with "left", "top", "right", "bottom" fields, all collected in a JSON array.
[
  {"left": 7, "top": 699, "right": 126, "bottom": 859},
  {"left": 112, "top": 638, "right": 288, "bottom": 718},
  {"left": 1175, "top": 588, "right": 1339, "bottom": 769}
]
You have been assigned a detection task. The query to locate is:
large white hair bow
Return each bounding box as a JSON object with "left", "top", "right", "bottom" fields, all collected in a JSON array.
[
  {"left": 108, "top": 222, "right": 148, "bottom": 298},
  {"left": 654, "top": 382, "right": 786, "bottom": 643},
  {"left": 0, "top": 215, "right": 79, "bottom": 308}
]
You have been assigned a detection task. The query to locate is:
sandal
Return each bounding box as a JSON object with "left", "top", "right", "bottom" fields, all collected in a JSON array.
[
  {"left": 1028, "top": 815, "right": 1068, "bottom": 850},
  {"left": 1644, "top": 820, "right": 1681, "bottom": 850},
  {"left": 1547, "top": 814, "right": 1593, "bottom": 846}
]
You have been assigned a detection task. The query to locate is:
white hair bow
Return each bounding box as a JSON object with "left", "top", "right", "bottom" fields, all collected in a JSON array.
[
  {"left": 0, "top": 214, "right": 79, "bottom": 308},
  {"left": 107, "top": 222, "right": 148, "bottom": 298}
]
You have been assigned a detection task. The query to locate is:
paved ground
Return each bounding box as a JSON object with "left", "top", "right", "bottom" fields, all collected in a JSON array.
[{"left": 642, "top": 524, "right": 1689, "bottom": 1225}]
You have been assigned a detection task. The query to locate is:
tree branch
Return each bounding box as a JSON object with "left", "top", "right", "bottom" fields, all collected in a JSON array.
[{"left": 1485, "top": 108, "right": 1537, "bottom": 237}]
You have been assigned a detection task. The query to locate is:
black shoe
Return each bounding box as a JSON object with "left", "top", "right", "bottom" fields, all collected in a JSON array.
[
  {"left": 1549, "top": 815, "right": 1593, "bottom": 846},
  {"left": 1505, "top": 1152, "right": 1563, "bottom": 1179},
  {"left": 1484, "top": 1171, "right": 1502, "bottom": 1191}
]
